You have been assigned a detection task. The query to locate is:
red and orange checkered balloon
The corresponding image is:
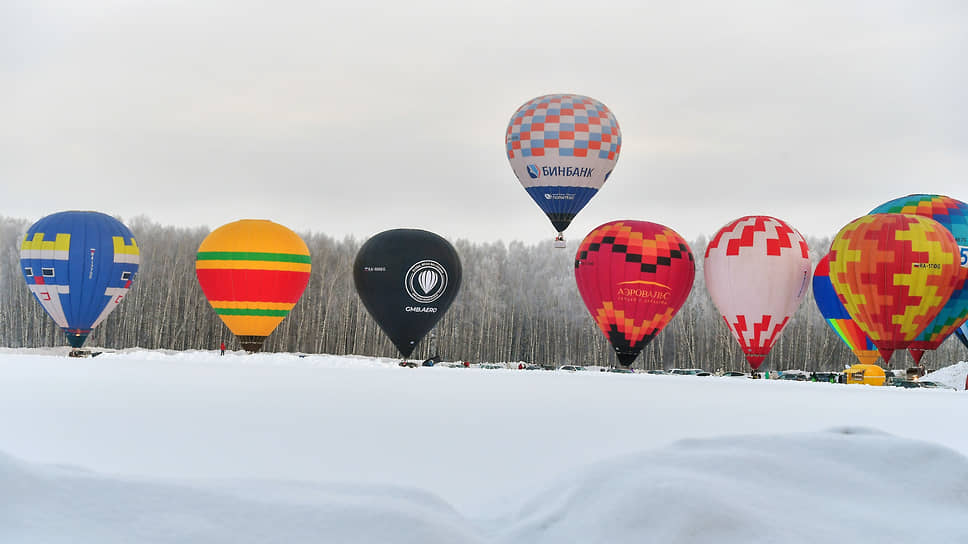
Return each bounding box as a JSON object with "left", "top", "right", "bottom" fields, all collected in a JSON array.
[
  {"left": 574, "top": 220, "right": 695, "bottom": 366},
  {"left": 829, "top": 213, "right": 961, "bottom": 363}
]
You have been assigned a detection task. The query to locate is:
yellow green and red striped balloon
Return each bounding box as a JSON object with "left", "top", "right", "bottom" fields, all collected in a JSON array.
[{"left": 196, "top": 219, "right": 311, "bottom": 352}]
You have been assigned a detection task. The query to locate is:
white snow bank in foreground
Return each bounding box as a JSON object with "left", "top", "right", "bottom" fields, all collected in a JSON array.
[
  {"left": 0, "top": 450, "right": 485, "bottom": 544},
  {"left": 4, "top": 429, "right": 967, "bottom": 544},
  {"left": 496, "top": 427, "right": 968, "bottom": 544}
]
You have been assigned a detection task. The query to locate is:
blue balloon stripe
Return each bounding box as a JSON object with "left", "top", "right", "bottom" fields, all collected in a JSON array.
[{"left": 524, "top": 186, "right": 599, "bottom": 222}]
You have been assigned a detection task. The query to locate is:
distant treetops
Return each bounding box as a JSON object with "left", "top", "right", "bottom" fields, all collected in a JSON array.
[{"left": 18, "top": 148, "right": 968, "bottom": 367}]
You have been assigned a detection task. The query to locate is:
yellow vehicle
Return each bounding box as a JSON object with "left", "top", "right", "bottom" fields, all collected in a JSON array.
[{"left": 844, "top": 364, "right": 886, "bottom": 386}]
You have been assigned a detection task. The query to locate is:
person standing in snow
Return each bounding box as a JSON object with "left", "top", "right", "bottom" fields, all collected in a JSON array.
[{"left": 220, "top": 341, "right": 225, "bottom": 356}]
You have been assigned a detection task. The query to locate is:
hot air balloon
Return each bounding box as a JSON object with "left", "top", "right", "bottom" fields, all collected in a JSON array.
[
  {"left": 506, "top": 93, "right": 621, "bottom": 247},
  {"left": 828, "top": 213, "right": 961, "bottom": 364},
  {"left": 869, "top": 194, "right": 968, "bottom": 364},
  {"left": 574, "top": 221, "right": 695, "bottom": 367},
  {"left": 812, "top": 253, "right": 880, "bottom": 366},
  {"left": 704, "top": 216, "right": 811, "bottom": 371},
  {"left": 20, "top": 211, "right": 140, "bottom": 351},
  {"left": 954, "top": 322, "right": 968, "bottom": 352},
  {"left": 353, "top": 229, "right": 462, "bottom": 359},
  {"left": 195, "top": 219, "right": 311, "bottom": 353}
]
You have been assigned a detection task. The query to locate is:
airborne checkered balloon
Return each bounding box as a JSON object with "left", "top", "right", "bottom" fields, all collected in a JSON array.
[{"left": 507, "top": 94, "right": 621, "bottom": 242}]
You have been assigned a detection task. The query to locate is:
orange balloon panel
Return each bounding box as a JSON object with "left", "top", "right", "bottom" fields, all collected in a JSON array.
[{"left": 828, "top": 213, "right": 960, "bottom": 363}]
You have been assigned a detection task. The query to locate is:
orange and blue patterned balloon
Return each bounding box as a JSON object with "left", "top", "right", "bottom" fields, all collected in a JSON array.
[
  {"left": 869, "top": 194, "right": 968, "bottom": 363},
  {"left": 574, "top": 221, "right": 694, "bottom": 366},
  {"left": 828, "top": 213, "right": 961, "bottom": 363},
  {"left": 812, "top": 254, "right": 879, "bottom": 365},
  {"left": 506, "top": 94, "right": 621, "bottom": 242}
]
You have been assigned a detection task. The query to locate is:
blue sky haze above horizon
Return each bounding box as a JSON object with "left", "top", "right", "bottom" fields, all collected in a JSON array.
[{"left": 3, "top": 1, "right": 966, "bottom": 246}]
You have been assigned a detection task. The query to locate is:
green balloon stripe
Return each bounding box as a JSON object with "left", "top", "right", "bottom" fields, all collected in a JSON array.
[
  {"left": 215, "top": 308, "right": 290, "bottom": 317},
  {"left": 197, "top": 251, "right": 311, "bottom": 263}
]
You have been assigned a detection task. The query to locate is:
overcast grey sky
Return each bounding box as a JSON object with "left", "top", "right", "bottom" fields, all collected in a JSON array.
[{"left": 3, "top": 1, "right": 966, "bottom": 246}]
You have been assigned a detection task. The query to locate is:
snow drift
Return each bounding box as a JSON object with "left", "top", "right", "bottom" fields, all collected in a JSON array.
[{"left": 1, "top": 348, "right": 967, "bottom": 542}]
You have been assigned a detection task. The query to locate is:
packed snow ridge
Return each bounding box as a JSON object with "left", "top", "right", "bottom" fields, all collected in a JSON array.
[{"left": 1, "top": 349, "right": 967, "bottom": 543}]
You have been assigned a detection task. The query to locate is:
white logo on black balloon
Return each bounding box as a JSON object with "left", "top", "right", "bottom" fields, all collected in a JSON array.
[{"left": 405, "top": 260, "right": 448, "bottom": 303}]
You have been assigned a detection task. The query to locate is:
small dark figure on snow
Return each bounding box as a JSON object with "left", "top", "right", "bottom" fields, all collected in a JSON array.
[{"left": 220, "top": 342, "right": 225, "bottom": 356}]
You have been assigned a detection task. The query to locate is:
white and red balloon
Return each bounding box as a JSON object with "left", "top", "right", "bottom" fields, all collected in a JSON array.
[{"left": 704, "top": 216, "right": 811, "bottom": 370}]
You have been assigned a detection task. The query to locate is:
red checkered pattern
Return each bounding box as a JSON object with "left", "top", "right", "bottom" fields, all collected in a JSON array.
[
  {"left": 506, "top": 94, "right": 621, "bottom": 160},
  {"left": 705, "top": 216, "right": 809, "bottom": 259}
]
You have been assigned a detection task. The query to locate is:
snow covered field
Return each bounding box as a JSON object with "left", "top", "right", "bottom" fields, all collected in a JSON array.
[{"left": 2, "top": 348, "right": 967, "bottom": 543}]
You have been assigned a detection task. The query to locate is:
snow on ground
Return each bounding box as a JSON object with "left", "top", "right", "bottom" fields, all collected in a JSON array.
[
  {"left": 0, "top": 450, "right": 485, "bottom": 544},
  {"left": 1, "top": 348, "right": 967, "bottom": 543},
  {"left": 925, "top": 360, "right": 968, "bottom": 389}
]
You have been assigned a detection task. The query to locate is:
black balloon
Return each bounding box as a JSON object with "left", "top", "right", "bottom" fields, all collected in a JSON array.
[{"left": 353, "top": 229, "right": 462, "bottom": 358}]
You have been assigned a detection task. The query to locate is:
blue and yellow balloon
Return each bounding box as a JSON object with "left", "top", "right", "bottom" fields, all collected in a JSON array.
[{"left": 20, "top": 211, "right": 140, "bottom": 348}]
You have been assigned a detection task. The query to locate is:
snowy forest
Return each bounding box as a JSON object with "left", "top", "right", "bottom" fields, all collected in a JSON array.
[{"left": 1, "top": 214, "right": 962, "bottom": 372}]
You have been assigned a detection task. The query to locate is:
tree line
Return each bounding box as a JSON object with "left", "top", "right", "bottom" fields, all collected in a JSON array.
[{"left": 1, "top": 214, "right": 964, "bottom": 372}]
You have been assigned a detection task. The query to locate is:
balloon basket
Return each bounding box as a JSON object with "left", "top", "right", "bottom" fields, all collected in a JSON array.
[{"left": 553, "top": 234, "right": 566, "bottom": 249}]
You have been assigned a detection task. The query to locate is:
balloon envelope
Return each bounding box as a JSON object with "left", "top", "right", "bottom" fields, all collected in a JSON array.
[
  {"left": 196, "top": 219, "right": 311, "bottom": 353},
  {"left": 812, "top": 254, "right": 880, "bottom": 365},
  {"left": 574, "top": 221, "right": 695, "bottom": 366},
  {"left": 704, "top": 216, "right": 811, "bottom": 370},
  {"left": 506, "top": 94, "right": 621, "bottom": 238},
  {"left": 353, "top": 229, "right": 462, "bottom": 358},
  {"left": 955, "top": 322, "right": 968, "bottom": 352},
  {"left": 20, "top": 211, "right": 140, "bottom": 348},
  {"left": 869, "top": 194, "right": 968, "bottom": 363},
  {"left": 828, "top": 213, "right": 960, "bottom": 363}
]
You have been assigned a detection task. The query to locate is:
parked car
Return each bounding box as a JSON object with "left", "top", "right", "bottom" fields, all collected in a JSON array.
[
  {"left": 905, "top": 366, "right": 927, "bottom": 379},
  {"left": 671, "top": 368, "right": 710, "bottom": 376},
  {"left": 892, "top": 380, "right": 922, "bottom": 389},
  {"left": 721, "top": 371, "right": 748, "bottom": 378},
  {"left": 646, "top": 369, "right": 668, "bottom": 375},
  {"left": 779, "top": 370, "right": 808, "bottom": 381},
  {"left": 918, "top": 381, "right": 957, "bottom": 390},
  {"left": 810, "top": 372, "right": 840, "bottom": 383},
  {"left": 607, "top": 367, "right": 634, "bottom": 374},
  {"left": 481, "top": 363, "right": 505, "bottom": 370},
  {"left": 557, "top": 365, "right": 586, "bottom": 372}
]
